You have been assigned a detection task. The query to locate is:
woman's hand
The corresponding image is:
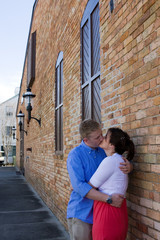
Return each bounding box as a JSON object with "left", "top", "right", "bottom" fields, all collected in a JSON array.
[{"left": 119, "top": 158, "right": 133, "bottom": 174}]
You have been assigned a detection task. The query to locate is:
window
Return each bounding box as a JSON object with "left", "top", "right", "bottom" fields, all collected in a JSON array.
[
  {"left": 55, "top": 52, "right": 63, "bottom": 153},
  {"left": 6, "top": 106, "right": 13, "bottom": 116},
  {"left": 6, "top": 126, "right": 12, "bottom": 136},
  {"left": 12, "top": 146, "right": 16, "bottom": 156},
  {"left": 81, "top": 0, "right": 101, "bottom": 123},
  {"left": 27, "top": 31, "right": 36, "bottom": 87}
]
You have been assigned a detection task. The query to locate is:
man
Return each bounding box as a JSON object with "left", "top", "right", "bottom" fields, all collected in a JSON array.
[{"left": 67, "top": 119, "right": 133, "bottom": 240}]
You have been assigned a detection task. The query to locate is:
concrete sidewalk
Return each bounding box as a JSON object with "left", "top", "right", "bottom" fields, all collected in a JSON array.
[{"left": 0, "top": 167, "right": 70, "bottom": 240}]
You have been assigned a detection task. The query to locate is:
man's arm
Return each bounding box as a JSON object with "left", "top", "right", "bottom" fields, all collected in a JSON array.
[
  {"left": 85, "top": 188, "right": 124, "bottom": 208},
  {"left": 120, "top": 158, "right": 133, "bottom": 174}
]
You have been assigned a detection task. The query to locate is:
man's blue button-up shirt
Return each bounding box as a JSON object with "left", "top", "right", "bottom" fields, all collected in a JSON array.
[{"left": 67, "top": 141, "right": 106, "bottom": 224}]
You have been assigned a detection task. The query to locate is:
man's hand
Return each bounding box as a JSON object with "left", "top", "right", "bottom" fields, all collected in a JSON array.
[
  {"left": 111, "top": 194, "right": 124, "bottom": 208},
  {"left": 119, "top": 157, "right": 133, "bottom": 174}
]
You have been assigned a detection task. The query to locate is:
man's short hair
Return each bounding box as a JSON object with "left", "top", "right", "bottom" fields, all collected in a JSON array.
[{"left": 79, "top": 119, "right": 101, "bottom": 139}]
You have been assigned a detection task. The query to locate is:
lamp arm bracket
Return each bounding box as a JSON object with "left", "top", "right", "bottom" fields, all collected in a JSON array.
[
  {"left": 21, "top": 129, "right": 27, "bottom": 135},
  {"left": 31, "top": 117, "right": 41, "bottom": 126}
]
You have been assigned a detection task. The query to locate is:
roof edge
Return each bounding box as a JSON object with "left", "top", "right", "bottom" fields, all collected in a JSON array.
[{"left": 16, "top": 0, "right": 38, "bottom": 115}]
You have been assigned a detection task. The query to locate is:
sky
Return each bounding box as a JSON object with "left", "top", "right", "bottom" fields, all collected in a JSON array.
[{"left": 0, "top": 0, "right": 35, "bottom": 104}]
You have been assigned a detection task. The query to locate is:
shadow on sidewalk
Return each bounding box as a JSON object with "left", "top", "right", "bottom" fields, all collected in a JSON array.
[{"left": 0, "top": 167, "right": 70, "bottom": 240}]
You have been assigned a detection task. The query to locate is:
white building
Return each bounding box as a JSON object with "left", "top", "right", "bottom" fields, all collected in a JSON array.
[{"left": 0, "top": 93, "right": 19, "bottom": 164}]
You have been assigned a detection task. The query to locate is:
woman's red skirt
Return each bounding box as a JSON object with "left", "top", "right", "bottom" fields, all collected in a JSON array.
[{"left": 92, "top": 198, "right": 128, "bottom": 240}]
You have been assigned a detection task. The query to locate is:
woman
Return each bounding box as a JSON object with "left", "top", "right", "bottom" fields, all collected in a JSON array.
[{"left": 89, "top": 127, "right": 135, "bottom": 240}]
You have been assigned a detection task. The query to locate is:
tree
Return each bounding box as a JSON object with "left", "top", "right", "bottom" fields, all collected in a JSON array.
[{"left": 1, "top": 121, "right": 13, "bottom": 165}]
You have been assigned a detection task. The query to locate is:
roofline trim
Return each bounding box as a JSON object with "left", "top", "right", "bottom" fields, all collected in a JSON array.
[{"left": 16, "top": 0, "right": 38, "bottom": 115}]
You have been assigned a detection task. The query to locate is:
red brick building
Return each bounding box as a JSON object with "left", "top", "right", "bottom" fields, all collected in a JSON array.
[{"left": 16, "top": 0, "right": 160, "bottom": 239}]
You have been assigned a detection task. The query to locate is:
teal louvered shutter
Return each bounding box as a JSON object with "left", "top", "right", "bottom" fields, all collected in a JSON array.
[
  {"left": 81, "top": 1, "right": 101, "bottom": 123},
  {"left": 27, "top": 31, "right": 36, "bottom": 87},
  {"left": 55, "top": 52, "right": 63, "bottom": 153}
]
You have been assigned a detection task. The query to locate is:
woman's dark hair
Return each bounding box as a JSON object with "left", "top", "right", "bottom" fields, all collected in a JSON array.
[{"left": 105, "top": 128, "right": 135, "bottom": 161}]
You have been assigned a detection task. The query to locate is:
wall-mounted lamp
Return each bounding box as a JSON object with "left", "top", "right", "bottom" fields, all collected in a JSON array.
[
  {"left": 17, "top": 110, "right": 27, "bottom": 135},
  {"left": 110, "top": 0, "right": 114, "bottom": 13},
  {"left": 23, "top": 87, "right": 41, "bottom": 126},
  {"left": 12, "top": 127, "right": 18, "bottom": 141}
]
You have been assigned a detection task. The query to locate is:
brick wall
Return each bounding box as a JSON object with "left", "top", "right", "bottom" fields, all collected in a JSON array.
[
  {"left": 100, "top": 0, "right": 160, "bottom": 239},
  {"left": 16, "top": 0, "right": 160, "bottom": 238}
]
